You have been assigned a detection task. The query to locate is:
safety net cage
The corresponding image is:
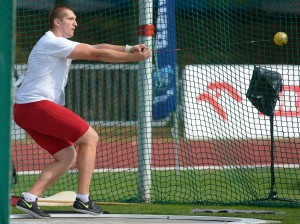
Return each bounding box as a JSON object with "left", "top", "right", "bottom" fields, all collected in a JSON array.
[{"left": 11, "top": 0, "right": 300, "bottom": 207}]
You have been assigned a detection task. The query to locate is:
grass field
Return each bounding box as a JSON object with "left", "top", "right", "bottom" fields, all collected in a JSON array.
[{"left": 12, "top": 168, "right": 300, "bottom": 205}]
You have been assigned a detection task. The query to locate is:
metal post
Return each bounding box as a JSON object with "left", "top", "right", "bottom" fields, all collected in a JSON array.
[
  {"left": 172, "top": 70, "right": 180, "bottom": 175},
  {"left": 0, "top": 0, "right": 15, "bottom": 223},
  {"left": 137, "top": 0, "right": 153, "bottom": 202}
]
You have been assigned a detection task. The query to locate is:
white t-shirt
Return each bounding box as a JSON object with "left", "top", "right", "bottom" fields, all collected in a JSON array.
[{"left": 15, "top": 31, "right": 80, "bottom": 105}]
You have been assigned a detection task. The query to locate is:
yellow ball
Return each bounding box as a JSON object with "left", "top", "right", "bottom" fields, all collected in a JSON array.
[{"left": 274, "top": 32, "right": 288, "bottom": 46}]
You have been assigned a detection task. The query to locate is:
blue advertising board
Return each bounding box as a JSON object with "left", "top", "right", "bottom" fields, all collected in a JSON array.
[{"left": 152, "top": 0, "right": 177, "bottom": 120}]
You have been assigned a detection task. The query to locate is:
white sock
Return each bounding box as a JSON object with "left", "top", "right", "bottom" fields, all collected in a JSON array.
[
  {"left": 23, "top": 192, "right": 38, "bottom": 202},
  {"left": 77, "top": 194, "right": 89, "bottom": 203}
]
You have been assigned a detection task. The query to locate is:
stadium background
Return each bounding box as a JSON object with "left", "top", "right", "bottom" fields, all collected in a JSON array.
[{"left": 11, "top": 0, "right": 300, "bottom": 208}]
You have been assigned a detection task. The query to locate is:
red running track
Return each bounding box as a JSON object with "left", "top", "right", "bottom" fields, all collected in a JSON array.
[{"left": 11, "top": 139, "right": 300, "bottom": 172}]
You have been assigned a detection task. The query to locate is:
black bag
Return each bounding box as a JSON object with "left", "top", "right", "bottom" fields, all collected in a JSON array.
[{"left": 246, "top": 66, "right": 283, "bottom": 116}]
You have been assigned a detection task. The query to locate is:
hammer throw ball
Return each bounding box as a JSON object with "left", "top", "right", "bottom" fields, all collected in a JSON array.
[{"left": 274, "top": 32, "right": 288, "bottom": 46}]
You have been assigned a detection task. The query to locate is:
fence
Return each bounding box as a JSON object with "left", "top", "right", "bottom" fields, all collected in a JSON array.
[{"left": 10, "top": 0, "right": 300, "bottom": 207}]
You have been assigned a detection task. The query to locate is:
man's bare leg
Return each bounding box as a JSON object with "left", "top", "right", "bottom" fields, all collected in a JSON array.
[
  {"left": 69, "top": 126, "right": 103, "bottom": 215},
  {"left": 28, "top": 146, "right": 76, "bottom": 197},
  {"left": 74, "top": 126, "right": 99, "bottom": 194}
]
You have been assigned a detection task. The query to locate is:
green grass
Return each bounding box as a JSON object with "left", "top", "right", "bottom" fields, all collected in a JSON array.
[
  {"left": 12, "top": 168, "right": 300, "bottom": 205},
  {"left": 11, "top": 136, "right": 300, "bottom": 223}
]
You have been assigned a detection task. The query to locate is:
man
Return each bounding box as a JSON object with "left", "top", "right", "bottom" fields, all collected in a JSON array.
[{"left": 14, "top": 5, "right": 151, "bottom": 219}]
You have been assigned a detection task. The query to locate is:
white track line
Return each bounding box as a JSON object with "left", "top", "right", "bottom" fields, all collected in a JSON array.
[{"left": 16, "top": 163, "right": 300, "bottom": 175}]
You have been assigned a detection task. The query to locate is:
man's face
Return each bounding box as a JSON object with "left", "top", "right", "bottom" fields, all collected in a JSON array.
[{"left": 58, "top": 9, "right": 77, "bottom": 38}]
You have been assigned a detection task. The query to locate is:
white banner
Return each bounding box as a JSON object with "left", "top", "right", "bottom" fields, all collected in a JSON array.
[{"left": 183, "top": 65, "right": 300, "bottom": 140}]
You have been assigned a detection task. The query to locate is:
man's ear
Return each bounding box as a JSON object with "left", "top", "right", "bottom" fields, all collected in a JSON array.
[{"left": 54, "top": 18, "right": 60, "bottom": 27}]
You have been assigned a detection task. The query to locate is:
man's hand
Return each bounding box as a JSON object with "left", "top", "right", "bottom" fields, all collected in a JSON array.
[
  {"left": 131, "top": 47, "right": 151, "bottom": 61},
  {"left": 131, "top": 44, "right": 148, "bottom": 53}
]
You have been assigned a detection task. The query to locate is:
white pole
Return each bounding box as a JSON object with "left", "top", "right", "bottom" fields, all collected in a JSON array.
[
  {"left": 172, "top": 70, "right": 180, "bottom": 175},
  {"left": 137, "top": 0, "right": 153, "bottom": 202}
]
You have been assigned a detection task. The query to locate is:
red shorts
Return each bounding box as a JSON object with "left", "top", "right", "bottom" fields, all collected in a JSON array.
[{"left": 13, "top": 100, "right": 89, "bottom": 155}]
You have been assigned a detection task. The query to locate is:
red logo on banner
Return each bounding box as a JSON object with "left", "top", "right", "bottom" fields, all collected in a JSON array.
[
  {"left": 197, "top": 82, "right": 242, "bottom": 120},
  {"left": 275, "top": 85, "right": 300, "bottom": 116},
  {"left": 197, "top": 82, "right": 300, "bottom": 120}
]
